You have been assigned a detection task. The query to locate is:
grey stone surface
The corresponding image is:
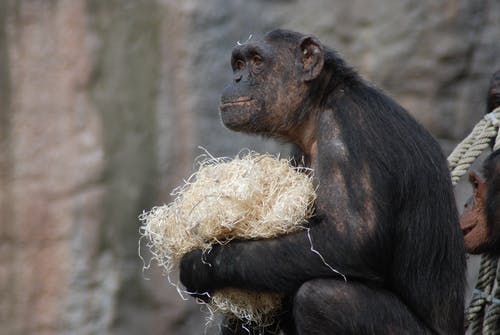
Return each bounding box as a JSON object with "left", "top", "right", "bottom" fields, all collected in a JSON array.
[{"left": 0, "top": 0, "right": 499, "bottom": 334}]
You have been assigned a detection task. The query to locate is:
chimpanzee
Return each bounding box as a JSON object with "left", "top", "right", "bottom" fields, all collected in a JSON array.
[
  {"left": 487, "top": 70, "right": 500, "bottom": 115},
  {"left": 461, "top": 70, "right": 500, "bottom": 255},
  {"left": 180, "top": 29, "right": 466, "bottom": 334},
  {"left": 461, "top": 149, "right": 500, "bottom": 255}
]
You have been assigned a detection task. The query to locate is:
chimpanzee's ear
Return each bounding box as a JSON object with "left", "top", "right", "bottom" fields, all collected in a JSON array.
[
  {"left": 297, "top": 35, "right": 324, "bottom": 82},
  {"left": 469, "top": 171, "right": 485, "bottom": 189}
]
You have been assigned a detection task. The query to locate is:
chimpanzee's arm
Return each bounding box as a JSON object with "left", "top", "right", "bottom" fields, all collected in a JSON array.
[
  {"left": 179, "top": 153, "right": 387, "bottom": 295},
  {"left": 180, "top": 222, "right": 381, "bottom": 295}
]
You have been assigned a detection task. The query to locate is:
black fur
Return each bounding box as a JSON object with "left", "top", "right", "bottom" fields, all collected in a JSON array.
[
  {"left": 483, "top": 149, "right": 500, "bottom": 255},
  {"left": 482, "top": 70, "right": 500, "bottom": 254},
  {"left": 486, "top": 70, "right": 500, "bottom": 114},
  {"left": 181, "top": 29, "right": 466, "bottom": 334}
]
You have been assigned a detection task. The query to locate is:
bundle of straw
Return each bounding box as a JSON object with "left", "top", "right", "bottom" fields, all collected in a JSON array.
[{"left": 140, "top": 152, "right": 316, "bottom": 326}]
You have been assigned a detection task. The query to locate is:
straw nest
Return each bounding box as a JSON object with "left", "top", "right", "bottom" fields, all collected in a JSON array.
[{"left": 139, "top": 151, "right": 316, "bottom": 326}]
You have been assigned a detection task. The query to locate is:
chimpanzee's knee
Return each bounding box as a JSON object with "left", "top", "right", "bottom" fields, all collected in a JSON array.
[
  {"left": 292, "top": 279, "right": 431, "bottom": 335},
  {"left": 293, "top": 279, "right": 350, "bottom": 333}
]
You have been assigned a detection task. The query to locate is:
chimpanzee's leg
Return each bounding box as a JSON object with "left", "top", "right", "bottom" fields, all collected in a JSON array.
[{"left": 292, "top": 279, "right": 433, "bottom": 335}]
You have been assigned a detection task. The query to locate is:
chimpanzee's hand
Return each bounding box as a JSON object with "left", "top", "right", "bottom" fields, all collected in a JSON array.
[{"left": 179, "top": 247, "right": 219, "bottom": 301}]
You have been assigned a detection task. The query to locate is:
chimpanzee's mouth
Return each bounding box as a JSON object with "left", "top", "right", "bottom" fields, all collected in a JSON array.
[
  {"left": 220, "top": 97, "right": 254, "bottom": 108},
  {"left": 462, "top": 225, "right": 475, "bottom": 236}
]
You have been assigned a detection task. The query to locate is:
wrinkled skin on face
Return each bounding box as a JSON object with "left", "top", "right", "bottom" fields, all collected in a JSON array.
[
  {"left": 460, "top": 150, "right": 500, "bottom": 255},
  {"left": 219, "top": 33, "right": 324, "bottom": 142},
  {"left": 460, "top": 172, "right": 490, "bottom": 254}
]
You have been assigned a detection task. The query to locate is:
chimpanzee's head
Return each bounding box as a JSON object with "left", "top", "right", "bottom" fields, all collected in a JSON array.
[
  {"left": 487, "top": 70, "right": 500, "bottom": 113},
  {"left": 460, "top": 150, "right": 500, "bottom": 255},
  {"left": 219, "top": 29, "right": 324, "bottom": 137}
]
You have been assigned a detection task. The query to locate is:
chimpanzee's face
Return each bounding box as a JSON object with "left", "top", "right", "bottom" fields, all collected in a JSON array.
[
  {"left": 219, "top": 31, "right": 324, "bottom": 137},
  {"left": 460, "top": 172, "right": 489, "bottom": 254},
  {"left": 219, "top": 39, "right": 303, "bottom": 135},
  {"left": 460, "top": 170, "right": 500, "bottom": 254}
]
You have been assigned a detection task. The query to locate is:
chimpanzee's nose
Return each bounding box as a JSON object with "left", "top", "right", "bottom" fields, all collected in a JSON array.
[{"left": 234, "top": 73, "right": 243, "bottom": 83}]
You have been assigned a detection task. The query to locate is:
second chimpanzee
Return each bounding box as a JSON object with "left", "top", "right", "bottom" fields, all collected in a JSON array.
[
  {"left": 180, "top": 29, "right": 466, "bottom": 334},
  {"left": 487, "top": 70, "right": 500, "bottom": 115},
  {"left": 461, "top": 70, "right": 500, "bottom": 255},
  {"left": 461, "top": 149, "right": 500, "bottom": 255}
]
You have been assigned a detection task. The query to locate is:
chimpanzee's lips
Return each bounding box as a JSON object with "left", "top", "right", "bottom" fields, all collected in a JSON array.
[
  {"left": 461, "top": 224, "right": 475, "bottom": 236},
  {"left": 220, "top": 97, "right": 254, "bottom": 109}
]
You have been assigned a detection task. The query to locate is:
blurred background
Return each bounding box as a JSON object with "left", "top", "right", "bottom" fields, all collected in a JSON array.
[{"left": 1, "top": 0, "right": 499, "bottom": 334}]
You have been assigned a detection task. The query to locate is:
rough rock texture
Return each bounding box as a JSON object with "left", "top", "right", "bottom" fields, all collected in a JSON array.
[{"left": 0, "top": 0, "right": 499, "bottom": 334}]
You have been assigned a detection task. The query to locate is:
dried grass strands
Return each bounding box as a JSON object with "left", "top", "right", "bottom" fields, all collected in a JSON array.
[{"left": 140, "top": 152, "right": 316, "bottom": 325}]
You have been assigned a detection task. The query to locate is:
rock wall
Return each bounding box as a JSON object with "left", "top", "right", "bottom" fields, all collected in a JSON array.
[{"left": 0, "top": 0, "right": 499, "bottom": 334}]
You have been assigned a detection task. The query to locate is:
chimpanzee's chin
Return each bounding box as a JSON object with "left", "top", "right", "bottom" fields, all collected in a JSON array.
[
  {"left": 220, "top": 108, "right": 250, "bottom": 131},
  {"left": 219, "top": 103, "right": 261, "bottom": 132}
]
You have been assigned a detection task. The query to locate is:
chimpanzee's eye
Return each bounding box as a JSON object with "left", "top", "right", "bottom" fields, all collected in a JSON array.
[
  {"left": 234, "top": 59, "right": 245, "bottom": 71},
  {"left": 252, "top": 54, "right": 263, "bottom": 67}
]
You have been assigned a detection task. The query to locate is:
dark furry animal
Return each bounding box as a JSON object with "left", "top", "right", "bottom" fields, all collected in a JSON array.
[
  {"left": 487, "top": 70, "right": 500, "bottom": 114},
  {"left": 461, "top": 70, "right": 500, "bottom": 255},
  {"left": 461, "top": 149, "right": 500, "bottom": 255},
  {"left": 180, "top": 29, "right": 466, "bottom": 334}
]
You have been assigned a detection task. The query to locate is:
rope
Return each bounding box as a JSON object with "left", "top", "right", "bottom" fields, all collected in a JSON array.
[
  {"left": 448, "top": 107, "right": 500, "bottom": 185},
  {"left": 450, "top": 106, "right": 500, "bottom": 334},
  {"left": 465, "top": 255, "right": 499, "bottom": 334},
  {"left": 482, "top": 267, "right": 500, "bottom": 334}
]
